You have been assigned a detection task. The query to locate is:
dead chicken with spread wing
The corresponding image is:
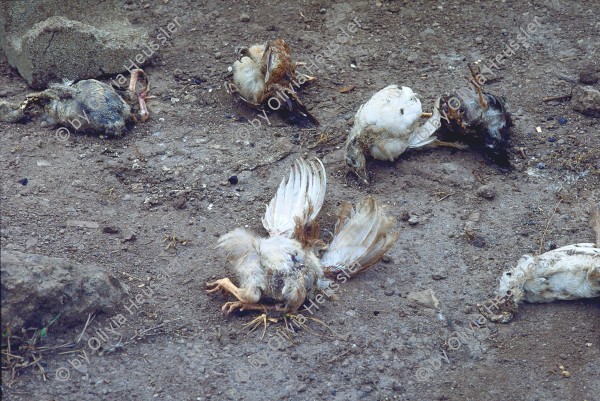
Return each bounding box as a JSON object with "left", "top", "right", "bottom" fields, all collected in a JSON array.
[
  {"left": 225, "top": 39, "right": 318, "bottom": 126},
  {"left": 207, "top": 158, "right": 399, "bottom": 315}
]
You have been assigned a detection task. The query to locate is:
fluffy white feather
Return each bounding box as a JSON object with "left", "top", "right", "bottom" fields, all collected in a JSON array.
[
  {"left": 321, "top": 197, "right": 399, "bottom": 276},
  {"left": 351, "top": 85, "right": 437, "bottom": 160},
  {"left": 262, "top": 158, "right": 326, "bottom": 238},
  {"left": 232, "top": 45, "right": 266, "bottom": 105},
  {"left": 497, "top": 243, "right": 600, "bottom": 303}
]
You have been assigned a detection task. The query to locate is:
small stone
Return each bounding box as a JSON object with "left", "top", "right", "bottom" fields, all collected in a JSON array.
[
  {"left": 384, "top": 288, "right": 395, "bottom": 296},
  {"left": 579, "top": 64, "right": 599, "bottom": 85},
  {"left": 571, "top": 85, "right": 600, "bottom": 117},
  {"left": 475, "top": 36, "right": 483, "bottom": 44},
  {"left": 18, "top": 178, "right": 28, "bottom": 186},
  {"left": 214, "top": 52, "right": 222, "bottom": 59},
  {"left": 408, "top": 215, "right": 419, "bottom": 226},
  {"left": 122, "top": 231, "right": 137, "bottom": 242},
  {"left": 102, "top": 226, "right": 120, "bottom": 234},
  {"left": 477, "top": 184, "right": 496, "bottom": 200},
  {"left": 536, "top": 162, "right": 545, "bottom": 169},
  {"left": 228, "top": 175, "right": 238, "bottom": 185},
  {"left": 545, "top": 240, "right": 557, "bottom": 251},
  {"left": 239, "top": 13, "right": 250, "bottom": 22},
  {"left": 431, "top": 270, "right": 447, "bottom": 280},
  {"left": 557, "top": 116, "right": 567, "bottom": 125},
  {"left": 469, "top": 235, "right": 486, "bottom": 248},
  {"left": 381, "top": 253, "right": 392, "bottom": 263},
  {"left": 407, "top": 289, "right": 439, "bottom": 309},
  {"left": 562, "top": 370, "right": 571, "bottom": 378}
]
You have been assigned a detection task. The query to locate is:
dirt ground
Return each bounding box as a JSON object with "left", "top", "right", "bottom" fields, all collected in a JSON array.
[{"left": 1, "top": 1, "right": 599, "bottom": 400}]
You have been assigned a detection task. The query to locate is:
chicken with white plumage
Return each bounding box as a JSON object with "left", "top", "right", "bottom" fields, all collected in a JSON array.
[
  {"left": 225, "top": 39, "right": 318, "bottom": 126},
  {"left": 206, "top": 158, "right": 399, "bottom": 316},
  {"left": 345, "top": 85, "right": 465, "bottom": 184},
  {"left": 479, "top": 204, "right": 600, "bottom": 323}
]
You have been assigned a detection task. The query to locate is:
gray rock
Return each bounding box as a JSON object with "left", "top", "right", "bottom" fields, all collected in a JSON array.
[
  {"left": 1, "top": 250, "right": 126, "bottom": 330},
  {"left": 579, "top": 64, "right": 598, "bottom": 85},
  {"left": 571, "top": 85, "right": 600, "bottom": 117},
  {"left": 0, "top": 0, "right": 149, "bottom": 89},
  {"left": 407, "top": 289, "right": 439, "bottom": 309},
  {"left": 477, "top": 184, "right": 497, "bottom": 200},
  {"left": 239, "top": 13, "right": 251, "bottom": 22}
]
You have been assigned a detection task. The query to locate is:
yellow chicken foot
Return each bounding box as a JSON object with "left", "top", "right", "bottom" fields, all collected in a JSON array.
[
  {"left": 294, "top": 62, "right": 317, "bottom": 82},
  {"left": 242, "top": 313, "right": 279, "bottom": 340},
  {"left": 467, "top": 63, "right": 488, "bottom": 111},
  {"left": 206, "top": 277, "right": 246, "bottom": 301},
  {"left": 128, "top": 69, "right": 151, "bottom": 122},
  {"left": 429, "top": 139, "right": 469, "bottom": 150},
  {"left": 221, "top": 301, "right": 287, "bottom": 315}
]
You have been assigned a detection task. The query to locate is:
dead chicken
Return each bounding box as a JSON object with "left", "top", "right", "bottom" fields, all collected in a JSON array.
[
  {"left": 345, "top": 84, "right": 465, "bottom": 184},
  {"left": 225, "top": 39, "right": 318, "bottom": 126},
  {"left": 479, "top": 204, "right": 600, "bottom": 323},
  {"left": 10, "top": 69, "right": 151, "bottom": 136},
  {"left": 439, "top": 64, "right": 513, "bottom": 167},
  {"left": 207, "top": 158, "right": 399, "bottom": 315}
]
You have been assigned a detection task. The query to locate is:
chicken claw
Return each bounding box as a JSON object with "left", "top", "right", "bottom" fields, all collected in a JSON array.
[{"left": 206, "top": 278, "right": 244, "bottom": 300}]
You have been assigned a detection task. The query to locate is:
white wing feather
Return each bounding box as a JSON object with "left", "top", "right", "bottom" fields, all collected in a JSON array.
[
  {"left": 321, "top": 197, "right": 399, "bottom": 276},
  {"left": 262, "top": 158, "right": 327, "bottom": 238}
]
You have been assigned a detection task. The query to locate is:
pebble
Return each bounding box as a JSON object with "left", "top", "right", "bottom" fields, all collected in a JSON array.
[
  {"left": 18, "top": 178, "right": 28, "bottom": 186},
  {"left": 537, "top": 162, "right": 546, "bottom": 169},
  {"left": 579, "top": 64, "right": 599, "bottom": 85},
  {"left": 408, "top": 215, "right": 419, "bottom": 226},
  {"left": 239, "top": 13, "right": 250, "bottom": 22},
  {"left": 557, "top": 116, "right": 567, "bottom": 125},
  {"left": 477, "top": 184, "right": 497, "bottom": 200},
  {"left": 228, "top": 175, "right": 238, "bottom": 185},
  {"left": 475, "top": 36, "right": 483, "bottom": 44}
]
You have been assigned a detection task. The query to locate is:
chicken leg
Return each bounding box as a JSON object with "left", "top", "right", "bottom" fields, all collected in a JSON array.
[
  {"left": 128, "top": 69, "right": 151, "bottom": 122},
  {"left": 467, "top": 63, "right": 489, "bottom": 111},
  {"left": 206, "top": 278, "right": 287, "bottom": 314}
]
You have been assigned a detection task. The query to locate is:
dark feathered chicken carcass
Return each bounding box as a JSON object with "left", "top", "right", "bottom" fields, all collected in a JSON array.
[{"left": 438, "top": 64, "right": 513, "bottom": 167}]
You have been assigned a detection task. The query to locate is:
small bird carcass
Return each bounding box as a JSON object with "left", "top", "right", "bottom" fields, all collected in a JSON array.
[
  {"left": 438, "top": 64, "right": 513, "bottom": 167},
  {"left": 225, "top": 39, "right": 318, "bottom": 126},
  {"left": 1, "top": 69, "right": 151, "bottom": 137},
  {"left": 207, "top": 158, "right": 399, "bottom": 315},
  {"left": 479, "top": 204, "right": 600, "bottom": 323},
  {"left": 344, "top": 85, "right": 464, "bottom": 184}
]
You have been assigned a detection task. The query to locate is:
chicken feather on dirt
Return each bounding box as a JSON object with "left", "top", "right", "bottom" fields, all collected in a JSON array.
[
  {"left": 479, "top": 204, "right": 600, "bottom": 323},
  {"left": 207, "top": 158, "right": 399, "bottom": 314},
  {"left": 225, "top": 39, "right": 318, "bottom": 126},
  {"left": 345, "top": 85, "right": 464, "bottom": 184},
  {"left": 0, "top": 69, "right": 151, "bottom": 136}
]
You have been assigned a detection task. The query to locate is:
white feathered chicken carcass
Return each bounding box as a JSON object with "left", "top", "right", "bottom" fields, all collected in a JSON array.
[
  {"left": 479, "top": 205, "right": 600, "bottom": 323},
  {"left": 345, "top": 85, "right": 465, "bottom": 184},
  {"left": 207, "top": 158, "right": 399, "bottom": 315}
]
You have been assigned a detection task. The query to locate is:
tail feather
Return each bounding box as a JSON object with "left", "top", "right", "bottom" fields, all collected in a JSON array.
[
  {"left": 321, "top": 197, "right": 399, "bottom": 278},
  {"left": 262, "top": 158, "right": 327, "bottom": 238},
  {"left": 281, "top": 90, "right": 319, "bottom": 126}
]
